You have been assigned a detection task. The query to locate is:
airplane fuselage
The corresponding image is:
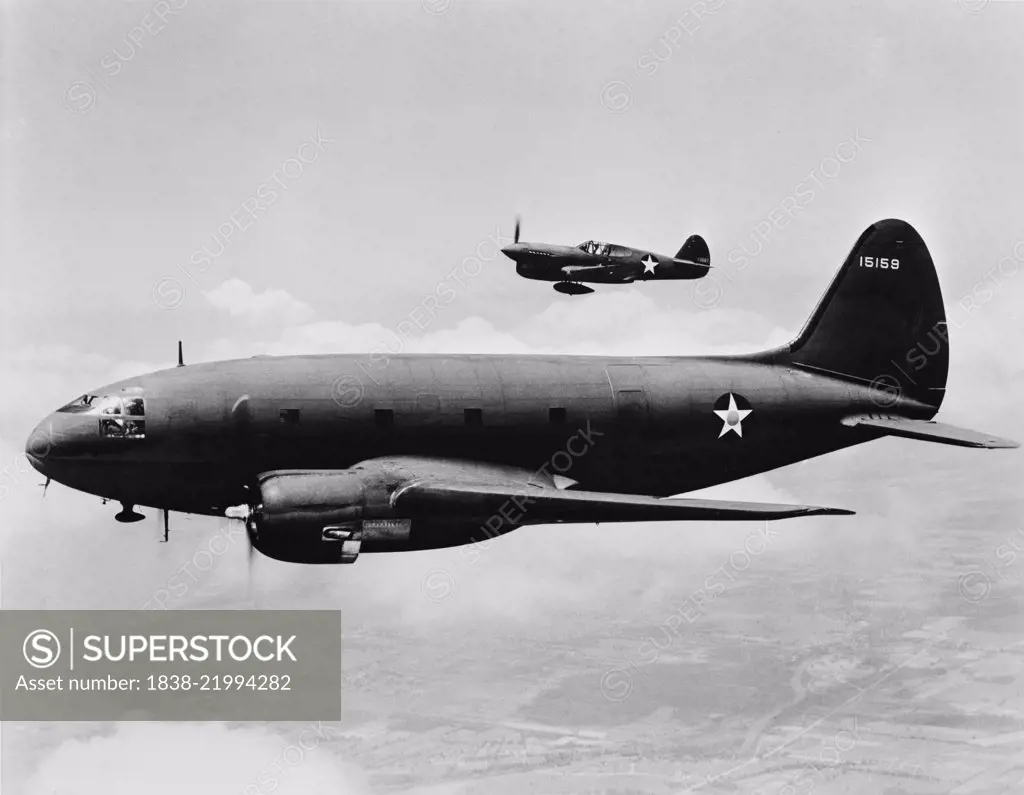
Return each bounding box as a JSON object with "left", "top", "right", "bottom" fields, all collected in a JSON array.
[
  {"left": 26, "top": 353, "right": 926, "bottom": 519},
  {"left": 503, "top": 243, "right": 709, "bottom": 284}
]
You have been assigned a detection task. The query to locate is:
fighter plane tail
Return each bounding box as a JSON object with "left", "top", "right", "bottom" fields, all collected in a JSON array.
[
  {"left": 782, "top": 219, "right": 948, "bottom": 410},
  {"left": 676, "top": 234, "right": 710, "bottom": 265}
]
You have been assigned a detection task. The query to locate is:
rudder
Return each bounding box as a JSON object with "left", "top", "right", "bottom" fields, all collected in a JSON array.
[{"left": 783, "top": 219, "right": 948, "bottom": 410}]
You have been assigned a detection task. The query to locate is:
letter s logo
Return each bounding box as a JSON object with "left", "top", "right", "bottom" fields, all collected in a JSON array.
[{"left": 23, "top": 629, "right": 61, "bottom": 669}]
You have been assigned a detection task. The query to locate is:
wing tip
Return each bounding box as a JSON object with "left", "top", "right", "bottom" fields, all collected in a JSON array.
[
  {"left": 981, "top": 437, "right": 1020, "bottom": 450},
  {"left": 807, "top": 506, "right": 856, "bottom": 517},
  {"left": 762, "top": 504, "right": 855, "bottom": 519}
]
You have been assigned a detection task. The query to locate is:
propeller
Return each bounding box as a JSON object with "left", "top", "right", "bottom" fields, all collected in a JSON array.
[
  {"left": 225, "top": 503, "right": 257, "bottom": 603},
  {"left": 514, "top": 215, "right": 521, "bottom": 244},
  {"left": 40, "top": 477, "right": 50, "bottom": 499},
  {"left": 245, "top": 528, "right": 255, "bottom": 604}
]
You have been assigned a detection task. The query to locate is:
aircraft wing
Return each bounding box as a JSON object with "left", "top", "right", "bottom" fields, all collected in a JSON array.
[
  {"left": 842, "top": 414, "right": 1019, "bottom": 449},
  {"left": 384, "top": 459, "right": 853, "bottom": 525},
  {"left": 394, "top": 481, "right": 852, "bottom": 523},
  {"left": 559, "top": 263, "right": 637, "bottom": 284},
  {"left": 561, "top": 264, "right": 620, "bottom": 276}
]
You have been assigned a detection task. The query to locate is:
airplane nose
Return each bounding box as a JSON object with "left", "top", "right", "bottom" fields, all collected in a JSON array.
[
  {"left": 24, "top": 412, "right": 96, "bottom": 472},
  {"left": 501, "top": 243, "right": 525, "bottom": 261},
  {"left": 25, "top": 417, "right": 56, "bottom": 475}
]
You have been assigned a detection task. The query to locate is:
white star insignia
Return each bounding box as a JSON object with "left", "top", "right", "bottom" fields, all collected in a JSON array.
[
  {"left": 641, "top": 255, "right": 658, "bottom": 274},
  {"left": 713, "top": 393, "right": 752, "bottom": 438}
]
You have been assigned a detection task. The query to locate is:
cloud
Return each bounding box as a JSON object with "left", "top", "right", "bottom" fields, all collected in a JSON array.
[
  {"left": 200, "top": 289, "right": 794, "bottom": 363},
  {"left": 22, "top": 722, "right": 371, "bottom": 795},
  {"left": 203, "top": 279, "right": 315, "bottom": 326},
  {"left": 0, "top": 346, "right": 163, "bottom": 439}
]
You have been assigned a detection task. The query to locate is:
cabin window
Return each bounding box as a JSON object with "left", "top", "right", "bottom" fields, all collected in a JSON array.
[
  {"left": 464, "top": 408, "right": 483, "bottom": 426},
  {"left": 124, "top": 397, "right": 145, "bottom": 416},
  {"left": 279, "top": 408, "right": 300, "bottom": 426},
  {"left": 549, "top": 407, "right": 567, "bottom": 424},
  {"left": 375, "top": 408, "right": 394, "bottom": 428}
]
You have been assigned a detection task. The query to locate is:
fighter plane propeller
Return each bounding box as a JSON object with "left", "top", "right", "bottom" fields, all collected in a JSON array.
[{"left": 502, "top": 216, "right": 711, "bottom": 295}]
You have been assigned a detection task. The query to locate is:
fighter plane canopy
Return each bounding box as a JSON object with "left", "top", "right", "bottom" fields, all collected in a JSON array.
[{"left": 577, "top": 241, "right": 628, "bottom": 257}]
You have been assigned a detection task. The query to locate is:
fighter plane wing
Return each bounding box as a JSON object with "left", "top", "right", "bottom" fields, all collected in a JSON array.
[
  {"left": 561, "top": 264, "right": 622, "bottom": 276},
  {"left": 842, "top": 414, "right": 1019, "bottom": 449}
]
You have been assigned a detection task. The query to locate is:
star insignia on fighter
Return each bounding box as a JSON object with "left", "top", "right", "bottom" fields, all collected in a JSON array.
[
  {"left": 641, "top": 255, "right": 658, "bottom": 274},
  {"left": 713, "top": 393, "right": 753, "bottom": 438}
]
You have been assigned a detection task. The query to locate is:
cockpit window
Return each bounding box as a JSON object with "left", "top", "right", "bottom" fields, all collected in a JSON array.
[
  {"left": 58, "top": 393, "right": 147, "bottom": 438},
  {"left": 58, "top": 394, "right": 145, "bottom": 416},
  {"left": 96, "top": 396, "right": 123, "bottom": 415},
  {"left": 100, "top": 418, "right": 146, "bottom": 439},
  {"left": 578, "top": 240, "right": 611, "bottom": 257},
  {"left": 58, "top": 395, "right": 98, "bottom": 413}
]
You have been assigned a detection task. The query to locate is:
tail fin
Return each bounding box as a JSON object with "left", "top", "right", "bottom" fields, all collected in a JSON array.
[
  {"left": 782, "top": 219, "right": 948, "bottom": 410},
  {"left": 676, "top": 234, "right": 710, "bottom": 265}
]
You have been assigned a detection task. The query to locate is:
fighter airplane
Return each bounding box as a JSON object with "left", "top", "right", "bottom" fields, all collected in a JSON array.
[
  {"left": 26, "top": 220, "right": 1017, "bottom": 565},
  {"left": 501, "top": 218, "right": 711, "bottom": 294}
]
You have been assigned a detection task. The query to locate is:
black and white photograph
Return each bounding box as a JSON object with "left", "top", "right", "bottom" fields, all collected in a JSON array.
[{"left": 1, "top": 0, "right": 1022, "bottom": 792}]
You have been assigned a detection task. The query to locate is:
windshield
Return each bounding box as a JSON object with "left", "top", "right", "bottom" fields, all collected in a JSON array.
[
  {"left": 58, "top": 394, "right": 145, "bottom": 416},
  {"left": 57, "top": 393, "right": 148, "bottom": 439},
  {"left": 57, "top": 394, "right": 98, "bottom": 413},
  {"left": 577, "top": 240, "right": 611, "bottom": 256}
]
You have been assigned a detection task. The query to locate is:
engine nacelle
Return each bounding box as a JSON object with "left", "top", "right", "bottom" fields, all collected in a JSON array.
[{"left": 246, "top": 469, "right": 411, "bottom": 564}]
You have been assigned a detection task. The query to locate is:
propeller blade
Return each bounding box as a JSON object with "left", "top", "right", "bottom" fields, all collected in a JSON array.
[
  {"left": 246, "top": 520, "right": 255, "bottom": 563},
  {"left": 40, "top": 477, "right": 50, "bottom": 499},
  {"left": 243, "top": 511, "right": 256, "bottom": 604},
  {"left": 225, "top": 501, "right": 257, "bottom": 603},
  {"left": 514, "top": 216, "right": 521, "bottom": 244},
  {"left": 246, "top": 533, "right": 255, "bottom": 602}
]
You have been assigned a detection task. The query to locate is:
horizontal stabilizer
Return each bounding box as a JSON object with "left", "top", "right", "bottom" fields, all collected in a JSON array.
[
  {"left": 842, "top": 415, "right": 1020, "bottom": 449},
  {"left": 395, "top": 481, "right": 853, "bottom": 523}
]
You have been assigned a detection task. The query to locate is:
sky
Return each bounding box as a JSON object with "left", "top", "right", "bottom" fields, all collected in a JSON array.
[{"left": 1, "top": 0, "right": 1023, "bottom": 792}]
